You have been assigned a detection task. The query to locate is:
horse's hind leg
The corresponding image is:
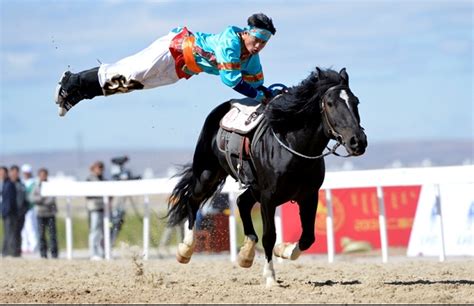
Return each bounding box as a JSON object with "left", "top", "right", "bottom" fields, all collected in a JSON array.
[
  {"left": 176, "top": 165, "right": 227, "bottom": 263},
  {"left": 174, "top": 101, "right": 230, "bottom": 263},
  {"left": 176, "top": 219, "right": 195, "bottom": 263},
  {"left": 237, "top": 188, "right": 258, "bottom": 268}
]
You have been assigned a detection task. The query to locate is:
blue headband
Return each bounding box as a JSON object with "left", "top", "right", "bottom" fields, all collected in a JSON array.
[{"left": 246, "top": 26, "right": 272, "bottom": 42}]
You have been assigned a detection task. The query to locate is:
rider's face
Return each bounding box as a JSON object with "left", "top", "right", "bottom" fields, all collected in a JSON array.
[{"left": 242, "top": 32, "right": 267, "bottom": 55}]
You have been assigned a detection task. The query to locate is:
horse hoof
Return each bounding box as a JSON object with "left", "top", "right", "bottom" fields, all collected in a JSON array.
[
  {"left": 238, "top": 236, "right": 256, "bottom": 268},
  {"left": 238, "top": 255, "right": 254, "bottom": 268},
  {"left": 273, "top": 243, "right": 301, "bottom": 260},
  {"left": 176, "top": 253, "right": 191, "bottom": 264},
  {"left": 288, "top": 245, "right": 301, "bottom": 260},
  {"left": 177, "top": 242, "right": 194, "bottom": 257},
  {"left": 265, "top": 277, "right": 277, "bottom": 288}
]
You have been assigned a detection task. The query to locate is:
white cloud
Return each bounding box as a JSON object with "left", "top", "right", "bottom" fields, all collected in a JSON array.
[{"left": 2, "top": 52, "right": 39, "bottom": 77}]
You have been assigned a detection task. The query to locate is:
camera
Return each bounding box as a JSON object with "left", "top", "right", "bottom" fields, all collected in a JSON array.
[
  {"left": 109, "top": 155, "right": 141, "bottom": 246},
  {"left": 110, "top": 155, "right": 141, "bottom": 181}
]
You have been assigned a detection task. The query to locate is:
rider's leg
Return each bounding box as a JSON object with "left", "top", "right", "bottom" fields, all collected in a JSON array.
[
  {"left": 55, "top": 67, "right": 103, "bottom": 116},
  {"left": 55, "top": 31, "right": 179, "bottom": 117}
]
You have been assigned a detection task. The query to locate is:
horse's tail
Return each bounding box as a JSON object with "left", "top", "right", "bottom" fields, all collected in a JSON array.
[
  {"left": 166, "top": 165, "right": 226, "bottom": 227},
  {"left": 166, "top": 164, "right": 195, "bottom": 227},
  {"left": 166, "top": 101, "right": 231, "bottom": 227}
]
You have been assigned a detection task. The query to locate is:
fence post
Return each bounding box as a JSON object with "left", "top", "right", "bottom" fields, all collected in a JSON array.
[
  {"left": 376, "top": 186, "right": 389, "bottom": 263},
  {"left": 143, "top": 195, "right": 150, "bottom": 260},
  {"left": 65, "top": 197, "right": 73, "bottom": 260},
  {"left": 325, "top": 189, "right": 335, "bottom": 263},
  {"left": 103, "top": 196, "right": 111, "bottom": 260},
  {"left": 435, "top": 184, "right": 446, "bottom": 262},
  {"left": 275, "top": 206, "right": 284, "bottom": 263},
  {"left": 228, "top": 192, "right": 238, "bottom": 262}
]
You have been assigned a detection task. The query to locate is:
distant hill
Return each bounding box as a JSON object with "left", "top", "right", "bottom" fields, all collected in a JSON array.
[{"left": 1, "top": 140, "right": 472, "bottom": 180}]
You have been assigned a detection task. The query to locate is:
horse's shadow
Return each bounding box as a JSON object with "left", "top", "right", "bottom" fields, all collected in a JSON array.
[
  {"left": 276, "top": 280, "right": 291, "bottom": 288},
  {"left": 305, "top": 279, "right": 474, "bottom": 287},
  {"left": 306, "top": 280, "right": 362, "bottom": 287},
  {"left": 384, "top": 279, "right": 474, "bottom": 286}
]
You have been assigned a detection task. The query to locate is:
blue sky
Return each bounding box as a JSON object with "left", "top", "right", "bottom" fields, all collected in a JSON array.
[{"left": 0, "top": 0, "right": 472, "bottom": 154}]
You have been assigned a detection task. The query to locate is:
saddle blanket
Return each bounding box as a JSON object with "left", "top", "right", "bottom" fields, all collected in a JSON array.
[{"left": 220, "top": 98, "right": 264, "bottom": 134}]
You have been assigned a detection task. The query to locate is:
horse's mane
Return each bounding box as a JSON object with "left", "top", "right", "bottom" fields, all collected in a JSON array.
[{"left": 265, "top": 68, "right": 343, "bottom": 131}]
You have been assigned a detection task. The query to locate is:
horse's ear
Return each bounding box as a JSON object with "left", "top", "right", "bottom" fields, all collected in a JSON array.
[
  {"left": 316, "top": 67, "right": 324, "bottom": 78},
  {"left": 339, "top": 67, "right": 349, "bottom": 85}
]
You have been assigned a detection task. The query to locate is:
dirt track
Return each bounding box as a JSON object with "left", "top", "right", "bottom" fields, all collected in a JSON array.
[{"left": 1, "top": 253, "right": 473, "bottom": 304}]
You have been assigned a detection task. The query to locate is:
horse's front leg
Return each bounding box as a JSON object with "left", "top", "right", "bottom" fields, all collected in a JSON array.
[
  {"left": 273, "top": 192, "right": 318, "bottom": 260},
  {"left": 296, "top": 192, "right": 318, "bottom": 251},
  {"left": 237, "top": 188, "right": 258, "bottom": 268},
  {"left": 260, "top": 199, "right": 277, "bottom": 288}
]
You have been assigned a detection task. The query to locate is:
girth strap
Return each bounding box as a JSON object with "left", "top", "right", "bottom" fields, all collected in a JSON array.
[
  {"left": 251, "top": 117, "right": 269, "bottom": 152},
  {"left": 219, "top": 129, "right": 241, "bottom": 182}
]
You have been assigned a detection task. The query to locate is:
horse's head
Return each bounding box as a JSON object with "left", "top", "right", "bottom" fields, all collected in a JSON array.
[{"left": 319, "top": 68, "right": 367, "bottom": 156}]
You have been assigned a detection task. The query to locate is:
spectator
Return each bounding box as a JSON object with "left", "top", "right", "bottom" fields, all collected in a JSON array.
[
  {"left": 86, "top": 161, "right": 106, "bottom": 260},
  {"left": 21, "top": 164, "right": 39, "bottom": 254},
  {"left": 1, "top": 166, "right": 17, "bottom": 257},
  {"left": 9, "top": 165, "right": 28, "bottom": 257},
  {"left": 31, "top": 168, "right": 58, "bottom": 259}
]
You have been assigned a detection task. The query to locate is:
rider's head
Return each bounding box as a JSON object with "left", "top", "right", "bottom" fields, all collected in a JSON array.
[{"left": 241, "top": 13, "right": 276, "bottom": 55}]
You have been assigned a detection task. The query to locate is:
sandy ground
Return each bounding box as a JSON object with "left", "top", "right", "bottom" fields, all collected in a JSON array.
[{"left": 1, "top": 250, "right": 473, "bottom": 304}]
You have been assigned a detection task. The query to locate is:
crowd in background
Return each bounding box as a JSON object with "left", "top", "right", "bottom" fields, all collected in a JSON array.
[
  {"left": 1, "top": 161, "right": 109, "bottom": 261},
  {"left": 1, "top": 164, "right": 57, "bottom": 259},
  {"left": 1, "top": 160, "right": 226, "bottom": 260}
]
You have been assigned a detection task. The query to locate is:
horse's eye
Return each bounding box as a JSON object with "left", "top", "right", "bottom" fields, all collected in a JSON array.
[{"left": 327, "top": 101, "right": 334, "bottom": 107}]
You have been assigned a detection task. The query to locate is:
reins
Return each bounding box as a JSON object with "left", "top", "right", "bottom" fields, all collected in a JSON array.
[{"left": 271, "top": 129, "right": 349, "bottom": 159}]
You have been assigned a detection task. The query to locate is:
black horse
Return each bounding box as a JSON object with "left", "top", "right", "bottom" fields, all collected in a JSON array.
[{"left": 167, "top": 67, "right": 367, "bottom": 286}]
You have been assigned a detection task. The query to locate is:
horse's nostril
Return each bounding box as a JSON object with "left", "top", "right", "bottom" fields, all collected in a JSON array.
[{"left": 349, "top": 136, "right": 358, "bottom": 147}]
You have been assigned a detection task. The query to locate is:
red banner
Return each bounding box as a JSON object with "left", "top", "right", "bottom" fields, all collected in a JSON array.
[{"left": 281, "top": 186, "right": 421, "bottom": 253}]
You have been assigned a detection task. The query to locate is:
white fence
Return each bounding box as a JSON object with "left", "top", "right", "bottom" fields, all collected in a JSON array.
[{"left": 41, "top": 165, "right": 474, "bottom": 262}]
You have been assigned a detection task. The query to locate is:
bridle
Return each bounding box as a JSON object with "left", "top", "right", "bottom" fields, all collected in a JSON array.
[{"left": 271, "top": 84, "right": 356, "bottom": 159}]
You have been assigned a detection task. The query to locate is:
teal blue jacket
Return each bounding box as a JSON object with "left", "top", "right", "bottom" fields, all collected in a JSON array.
[{"left": 171, "top": 26, "right": 265, "bottom": 90}]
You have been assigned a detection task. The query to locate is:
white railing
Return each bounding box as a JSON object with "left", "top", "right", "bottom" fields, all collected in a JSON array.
[{"left": 41, "top": 165, "right": 474, "bottom": 262}]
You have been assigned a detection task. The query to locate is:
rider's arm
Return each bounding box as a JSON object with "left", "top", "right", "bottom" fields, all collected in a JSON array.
[
  {"left": 214, "top": 37, "right": 265, "bottom": 101},
  {"left": 241, "top": 55, "right": 264, "bottom": 89},
  {"left": 233, "top": 79, "right": 264, "bottom": 101},
  {"left": 241, "top": 56, "right": 271, "bottom": 99}
]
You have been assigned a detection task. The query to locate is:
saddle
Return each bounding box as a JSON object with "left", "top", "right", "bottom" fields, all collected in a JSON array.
[
  {"left": 217, "top": 99, "right": 269, "bottom": 187},
  {"left": 220, "top": 98, "right": 265, "bottom": 134}
]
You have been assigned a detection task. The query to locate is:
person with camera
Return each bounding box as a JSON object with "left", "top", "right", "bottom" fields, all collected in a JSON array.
[{"left": 86, "top": 161, "right": 107, "bottom": 260}]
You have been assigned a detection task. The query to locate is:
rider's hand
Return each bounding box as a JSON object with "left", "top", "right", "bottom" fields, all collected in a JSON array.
[
  {"left": 257, "top": 85, "right": 273, "bottom": 99},
  {"left": 255, "top": 90, "right": 267, "bottom": 103}
]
